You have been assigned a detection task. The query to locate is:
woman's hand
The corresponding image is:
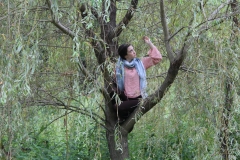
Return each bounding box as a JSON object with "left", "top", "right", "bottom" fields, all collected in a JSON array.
[
  {"left": 143, "top": 36, "right": 154, "bottom": 49},
  {"left": 143, "top": 36, "right": 150, "bottom": 44}
]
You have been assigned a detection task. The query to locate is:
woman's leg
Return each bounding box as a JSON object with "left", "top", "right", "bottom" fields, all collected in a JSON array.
[
  {"left": 113, "top": 99, "right": 140, "bottom": 119},
  {"left": 114, "top": 100, "right": 139, "bottom": 111},
  {"left": 111, "top": 92, "right": 142, "bottom": 120}
]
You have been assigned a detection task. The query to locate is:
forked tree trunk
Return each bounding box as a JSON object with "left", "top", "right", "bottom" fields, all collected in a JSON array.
[{"left": 104, "top": 97, "right": 130, "bottom": 160}]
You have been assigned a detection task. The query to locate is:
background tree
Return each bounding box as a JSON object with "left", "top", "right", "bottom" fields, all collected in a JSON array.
[{"left": 0, "top": 0, "right": 239, "bottom": 159}]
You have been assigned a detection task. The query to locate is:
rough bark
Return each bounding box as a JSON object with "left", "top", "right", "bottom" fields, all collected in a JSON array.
[
  {"left": 219, "top": 1, "right": 238, "bottom": 159},
  {"left": 101, "top": 1, "right": 139, "bottom": 159},
  {"left": 45, "top": 0, "right": 240, "bottom": 159},
  {"left": 220, "top": 78, "right": 233, "bottom": 160},
  {"left": 106, "top": 127, "right": 129, "bottom": 160}
]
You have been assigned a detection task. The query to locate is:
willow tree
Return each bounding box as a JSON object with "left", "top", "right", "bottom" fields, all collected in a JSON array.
[{"left": 0, "top": 0, "right": 239, "bottom": 159}]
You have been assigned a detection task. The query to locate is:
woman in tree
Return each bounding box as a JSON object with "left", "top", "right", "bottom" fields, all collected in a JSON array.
[{"left": 112, "top": 36, "right": 162, "bottom": 123}]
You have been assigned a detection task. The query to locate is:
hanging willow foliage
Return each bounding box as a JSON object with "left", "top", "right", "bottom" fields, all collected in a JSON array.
[{"left": 0, "top": 0, "right": 239, "bottom": 159}]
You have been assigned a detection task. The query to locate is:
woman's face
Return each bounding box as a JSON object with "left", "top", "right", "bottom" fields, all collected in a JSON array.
[{"left": 125, "top": 45, "right": 136, "bottom": 62}]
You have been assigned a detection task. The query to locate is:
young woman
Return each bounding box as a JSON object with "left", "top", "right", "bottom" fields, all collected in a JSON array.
[{"left": 112, "top": 36, "right": 162, "bottom": 122}]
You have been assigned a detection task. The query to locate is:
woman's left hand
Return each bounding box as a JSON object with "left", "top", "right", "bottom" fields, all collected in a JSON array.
[
  {"left": 143, "top": 36, "right": 154, "bottom": 48},
  {"left": 143, "top": 36, "right": 151, "bottom": 44}
]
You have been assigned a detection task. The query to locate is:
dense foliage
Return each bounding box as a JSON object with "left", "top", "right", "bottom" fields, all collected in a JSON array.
[{"left": 0, "top": 0, "right": 239, "bottom": 159}]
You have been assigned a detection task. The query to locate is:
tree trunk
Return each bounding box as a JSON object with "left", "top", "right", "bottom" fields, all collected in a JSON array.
[
  {"left": 220, "top": 77, "right": 233, "bottom": 160},
  {"left": 104, "top": 95, "right": 130, "bottom": 160},
  {"left": 219, "top": 1, "right": 238, "bottom": 159},
  {"left": 106, "top": 128, "right": 129, "bottom": 160}
]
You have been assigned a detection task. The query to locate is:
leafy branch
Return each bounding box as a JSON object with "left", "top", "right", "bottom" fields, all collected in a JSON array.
[
  {"left": 114, "top": 0, "right": 139, "bottom": 37},
  {"left": 46, "top": 0, "right": 76, "bottom": 39},
  {"left": 121, "top": 0, "right": 240, "bottom": 132}
]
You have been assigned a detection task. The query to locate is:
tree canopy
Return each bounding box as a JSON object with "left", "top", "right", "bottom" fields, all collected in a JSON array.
[{"left": 0, "top": 0, "right": 239, "bottom": 159}]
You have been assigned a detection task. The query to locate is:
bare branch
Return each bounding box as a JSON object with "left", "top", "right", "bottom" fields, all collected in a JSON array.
[
  {"left": 159, "top": 0, "right": 175, "bottom": 63},
  {"left": 114, "top": 0, "right": 139, "bottom": 37},
  {"left": 196, "top": 0, "right": 239, "bottom": 34},
  {"left": 147, "top": 72, "right": 167, "bottom": 79},
  {"left": 35, "top": 111, "right": 74, "bottom": 137},
  {"left": 24, "top": 87, "right": 106, "bottom": 125},
  {"left": 180, "top": 66, "right": 218, "bottom": 75},
  {"left": 178, "top": 17, "right": 194, "bottom": 60},
  {"left": 46, "top": 0, "right": 75, "bottom": 38},
  {"left": 25, "top": 96, "right": 107, "bottom": 130},
  {"left": 51, "top": 21, "right": 76, "bottom": 39},
  {"left": 168, "top": 26, "right": 187, "bottom": 41},
  {"left": 67, "top": 106, "right": 109, "bottom": 131},
  {"left": 67, "top": 105, "right": 106, "bottom": 125},
  {"left": 208, "top": 0, "right": 231, "bottom": 20}
]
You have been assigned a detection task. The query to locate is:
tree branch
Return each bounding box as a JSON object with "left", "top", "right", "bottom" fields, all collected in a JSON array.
[
  {"left": 35, "top": 111, "right": 74, "bottom": 137},
  {"left": 196, "top": 0, "right": 238, "bottom": 34},
  {"left": 114, "top": 0, "right": 139, "bottom": 37},
  {"left": 160, "top": 0, "right": 175, "bottom": 63},
  {"left": 24, "top": 87, "right": 107, "bottom": 126},
  {"left": 123, "top": 1, "right": 194, "bottom": 132},
  {"left": 77, "top": 57, "right": 94, "bottom": 80},
  {"left": 46, "top": 0, "right": 75, "bottom": 39},
  {"left": 26, "top": 97, "right": 108, "bottom": 130},
  {"left": 79, "top": 3, "right": 106, "bottom": 65},
  {"left": 168, "top": 26, "right": 187, "bottom": 41},
  {"left": 177, "top": 17, "right": 194, "bottom": 60},
  {"left": 208, "top": 0, "right": 231, "bottom": 20},
  {"left": 123, "top": 60, "right": 181, "bottom": 132}
]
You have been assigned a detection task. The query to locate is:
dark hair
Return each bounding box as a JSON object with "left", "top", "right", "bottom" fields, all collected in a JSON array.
[{"left": 118, "top": 44, "right": 131, "bottom": 59}]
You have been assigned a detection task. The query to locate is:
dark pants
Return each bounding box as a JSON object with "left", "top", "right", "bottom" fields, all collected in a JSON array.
[{"left": 111, "top": 92, "right": 142, "bottom": 119}]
